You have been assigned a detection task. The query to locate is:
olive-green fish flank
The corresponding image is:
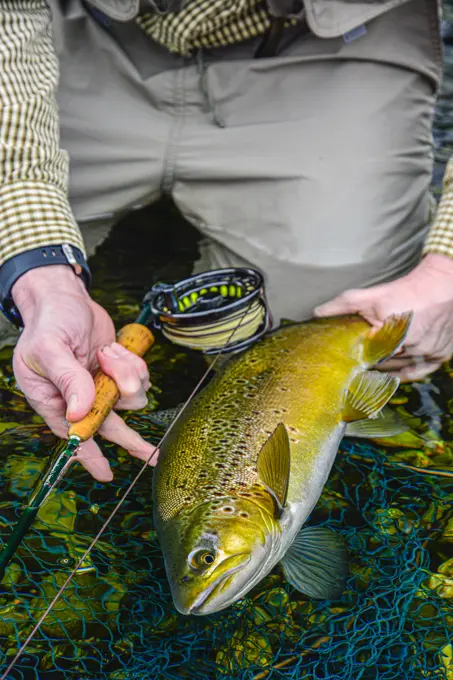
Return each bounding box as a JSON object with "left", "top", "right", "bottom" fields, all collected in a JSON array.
[
  {"left": 153, "top": 313, "right": 411, "bottom": 615},
  {"left": 156, "top": 317, "right": 370, "bottom": 518}
]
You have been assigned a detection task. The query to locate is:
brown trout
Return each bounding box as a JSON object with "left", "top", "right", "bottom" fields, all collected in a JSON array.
[{"left": 153, "top": 313, "right": 411, "bottom": 615}]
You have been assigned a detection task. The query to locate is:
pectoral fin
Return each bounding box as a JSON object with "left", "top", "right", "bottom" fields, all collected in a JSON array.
[
  {"left": 344, "top": 371, "right": 399, "bottom": 422},
  {"left": 281, "top": 526, "right": 348, "bottom": 599},
  {"left": 141, "top": 405, "right": 185, "bottom": 444},
  {"left": 148, "top": 405, "right": 183, "bottom": 428},
  {"left": 257, "top": 423, "right": 291, "bottom": 509},
  {"left": 363, "top": 312, "right": 412, "bottom": 365},
  {"left": 345, "top": 406, "right": 408, "bottom": 438}
]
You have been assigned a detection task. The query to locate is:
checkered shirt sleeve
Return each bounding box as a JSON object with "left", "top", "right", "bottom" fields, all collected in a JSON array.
[
  {"left": 0, "top": 1, "right": 86, "bottom": 268},
  {"left": 423, "top": 158, "right": 453, "bottom": 258}
]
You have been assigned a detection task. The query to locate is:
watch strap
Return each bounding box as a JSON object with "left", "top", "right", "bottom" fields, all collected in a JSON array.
[{"left": 0, "top": 244, "right": 91, "bottom": 328}]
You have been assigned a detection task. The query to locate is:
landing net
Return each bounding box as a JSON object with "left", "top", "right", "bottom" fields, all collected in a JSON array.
[{"left": 0, "top": 356, "right": 451, "bottom": 680}]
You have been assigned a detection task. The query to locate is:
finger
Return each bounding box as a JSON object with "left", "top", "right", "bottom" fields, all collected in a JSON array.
[
  {"left": 313, "top": 290, "right": 367, "bottom": 317},
  {"left": 378, "top": 356, "right": 420, "bottom": 371},
  {"left": 97, "top": 344, "right": 149, "bottom": 410},
  {"left": 98, "top": 411, "right": 159, "bottom": 466},
  {"left": 12, "top": 354, "right": 78, "bottom": 440},
  {"left": 72, "top": 438, "right": 114, "bottom": 482},
  {"left": 388, "top": 361, "right": 442, "bottom": 383},
  {"left": 26, "top": 394, "right": 71, "bottom": 439},
  {"left": 11, "top": 383, "right": 114, "bottom": 482},
  {"left": 22, "top": 401, "right": 114, "bottom": 481},
  {"left": 110, "top": 343, "right": 150, "bottom": 389},
  {"left": 38, "top": 344, "right": 96, "bottom": 422}
]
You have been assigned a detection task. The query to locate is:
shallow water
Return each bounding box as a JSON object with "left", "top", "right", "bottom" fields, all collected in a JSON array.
[{"left": 1, "top": 30, "right": 453, "bottom": 680}]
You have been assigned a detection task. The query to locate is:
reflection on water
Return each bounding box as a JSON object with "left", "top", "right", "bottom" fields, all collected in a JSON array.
[{"left": 1, "top": 27, "right": 453, "bottom": 680}]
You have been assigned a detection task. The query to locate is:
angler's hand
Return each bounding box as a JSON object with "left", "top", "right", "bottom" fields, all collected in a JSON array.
[
  {"left": 12, "top": 265, "right": 157, "bottom": 481},
  {"left": 313, "top": 254, "right": 453, "bottom": 382}
]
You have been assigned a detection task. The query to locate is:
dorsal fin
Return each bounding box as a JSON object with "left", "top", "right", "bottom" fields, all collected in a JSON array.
[
  {"left": 363, "top": 312, "right": 412, "bottom": 366},
  {"left": 257, "top": 423, "right": 291, "bottom": 509}
]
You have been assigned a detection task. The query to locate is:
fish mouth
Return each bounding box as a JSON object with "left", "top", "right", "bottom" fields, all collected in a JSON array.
[{"left": 186, "top": 554, "right": 251, "bottom": 615}]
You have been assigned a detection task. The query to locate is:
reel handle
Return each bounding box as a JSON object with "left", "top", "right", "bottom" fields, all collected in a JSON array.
[{"left": 67, "top": 323, "right": 155, "bottom": 442}]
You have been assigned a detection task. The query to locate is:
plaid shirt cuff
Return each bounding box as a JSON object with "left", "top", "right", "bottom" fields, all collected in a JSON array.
[
  {"left": 423, "top": 158, "right": 453, "bottom": 258},
  {"left": 0, "top": 181, "right": 86, "bottom": 267}
]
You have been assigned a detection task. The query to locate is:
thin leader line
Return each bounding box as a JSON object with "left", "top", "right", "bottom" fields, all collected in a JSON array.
[{"left": 1, "top": 300, "right": 255, "bottom": 679}]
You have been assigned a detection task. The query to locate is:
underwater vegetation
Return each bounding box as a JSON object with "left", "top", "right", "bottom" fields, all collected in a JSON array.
[{"left": 0, "top": 204, "right": 452, "bottom": 680}]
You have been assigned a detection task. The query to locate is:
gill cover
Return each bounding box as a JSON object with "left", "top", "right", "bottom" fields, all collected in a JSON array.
[{"left": 162, "top": 495, "right": 281, "bottom": 616}]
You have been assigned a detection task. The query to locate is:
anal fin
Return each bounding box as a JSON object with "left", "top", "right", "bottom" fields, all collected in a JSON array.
[{"left": 345, "top": 406, "right": 408, "bottom": 438}]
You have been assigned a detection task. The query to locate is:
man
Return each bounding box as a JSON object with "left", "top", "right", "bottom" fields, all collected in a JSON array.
[{"left": 1, "top": 0, "right": 453, "bottom": 482}]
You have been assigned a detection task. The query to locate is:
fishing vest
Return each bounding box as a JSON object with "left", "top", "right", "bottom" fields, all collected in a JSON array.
[{"left": 87, "top": 0, "right": 418, "bottom": 39}]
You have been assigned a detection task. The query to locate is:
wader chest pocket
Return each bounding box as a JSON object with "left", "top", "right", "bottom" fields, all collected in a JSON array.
[{"left": 302, "top": 0, "right": 413, "bottom": 38}]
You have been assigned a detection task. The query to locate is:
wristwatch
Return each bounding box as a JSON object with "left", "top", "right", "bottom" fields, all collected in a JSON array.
[{"left": 0, "top": 244, "right": 92, "bottom": 329}]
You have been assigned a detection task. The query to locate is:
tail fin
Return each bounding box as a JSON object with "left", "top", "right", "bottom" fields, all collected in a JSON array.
[{"left": 363, "top": 312, "right": 412, "bottom": 366}]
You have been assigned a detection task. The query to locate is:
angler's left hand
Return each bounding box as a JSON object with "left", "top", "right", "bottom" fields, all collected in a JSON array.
[{"left": 313, "top": 254, "right": 453, "bottom": 382}]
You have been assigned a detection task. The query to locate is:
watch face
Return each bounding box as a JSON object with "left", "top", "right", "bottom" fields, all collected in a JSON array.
[{"left": 0, "top": 299, "right": 23, "bottom": 328}]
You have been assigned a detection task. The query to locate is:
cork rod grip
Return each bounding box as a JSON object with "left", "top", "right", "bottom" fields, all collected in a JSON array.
[{"left": 67, "top": 323, "right": 155, "bottom": 442}]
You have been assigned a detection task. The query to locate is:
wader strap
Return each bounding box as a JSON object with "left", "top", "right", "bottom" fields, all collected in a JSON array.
[
  {"left": 84, "top": 0, "right": 310, "bottom": 67},
  {"left": 254, "top": 13, "right": 309, "bottom": 58},
  {"left": 254, "top": 17, "right": 285, "bottom": 58}
]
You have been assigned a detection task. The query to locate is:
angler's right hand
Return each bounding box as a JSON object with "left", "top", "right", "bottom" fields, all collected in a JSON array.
[{"left": 11, "top": 265, "right": 157, "bottom": 481}]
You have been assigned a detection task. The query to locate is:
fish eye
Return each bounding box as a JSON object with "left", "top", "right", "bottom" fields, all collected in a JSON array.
[{"left": 188, "top": 549, "right": 216, "bottom": 570}]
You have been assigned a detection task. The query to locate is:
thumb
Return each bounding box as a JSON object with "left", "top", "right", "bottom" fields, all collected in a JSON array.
[
  {"left": 314, "top": 288, "right": 370, "bottom": 318},
  {"left": 43, "top": 345, "right": 96, "bottom": 421}
]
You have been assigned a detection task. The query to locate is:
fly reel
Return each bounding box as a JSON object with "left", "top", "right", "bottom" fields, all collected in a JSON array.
[{"left": 143, "top": 268, "right": 271, "bottom": 354}]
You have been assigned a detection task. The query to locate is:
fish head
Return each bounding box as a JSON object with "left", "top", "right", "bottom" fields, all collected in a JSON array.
[{"left": 161, "top": 493, "right": 282, "bottom": 615}]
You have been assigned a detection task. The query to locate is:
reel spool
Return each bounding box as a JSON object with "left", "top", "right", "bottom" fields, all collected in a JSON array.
[{"left": 144, "top": 268, "right": 271, "bottom": 354}]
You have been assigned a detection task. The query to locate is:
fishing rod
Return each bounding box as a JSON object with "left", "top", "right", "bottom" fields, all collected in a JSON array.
[
  {"left": 0, "top": 267, "right": 269, "bottom": 582},
  {"left": 0, "top": 307, "right": 155, "bottom": 583},
  {"left": 0, "top": 267, "right": 270, "bottom": 679}
]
